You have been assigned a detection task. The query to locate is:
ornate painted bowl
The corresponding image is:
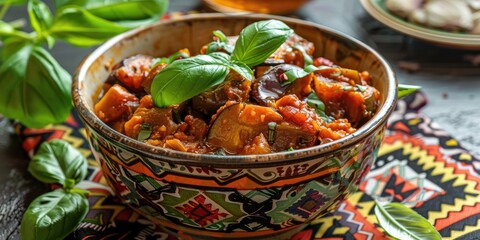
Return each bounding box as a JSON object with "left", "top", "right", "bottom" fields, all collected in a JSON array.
[{"left": 73, "top": 14, "right": 397, "bottom": 239}]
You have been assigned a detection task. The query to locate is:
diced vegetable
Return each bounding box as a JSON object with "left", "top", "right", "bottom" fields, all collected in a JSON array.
[
  {"left": 94, "top": 84, "right": 138, "bottom": 123},
  {"left": 251, "top": 64, "right": 312, "bottom": 106}
]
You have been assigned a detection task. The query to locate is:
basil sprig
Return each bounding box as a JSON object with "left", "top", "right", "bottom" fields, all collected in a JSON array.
[
  {"left": 151, "top": 20, "right": 292, "bottom": 107},
  {"left": 0, "top": 0, "right": 168, "bottom": 128},
  {"left": 375, "top": 201, "right": 442, "bottom": 240},
  {"left": 21, "top": 139, "right": 89, "bottom": 240}
]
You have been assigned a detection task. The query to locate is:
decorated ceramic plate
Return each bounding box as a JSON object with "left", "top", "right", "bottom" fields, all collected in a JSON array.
[{"left": 360, "top": 0, "right": 480, "bottom": 49}]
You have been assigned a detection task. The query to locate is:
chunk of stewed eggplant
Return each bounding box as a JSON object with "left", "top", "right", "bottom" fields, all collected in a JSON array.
[
  {"left": 251, "top": 64, "right": 312, "bottom": 106},
  {"left": 312, "top": 71, "right": 380, "bottom": 127},
  {"left": 206, "top": 102, "right": 317, "bottom": 154},
  {"left": 192, "top": 71, "right": 251, "bottom": 117},
  {"left": 111, "top": 54, "right": 154, "bottom": 92}
]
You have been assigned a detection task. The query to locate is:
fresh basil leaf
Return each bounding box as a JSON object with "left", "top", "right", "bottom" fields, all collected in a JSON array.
[
  {"left": 229, "top": 61, "right": 254, "bottom": 81},
  {"left": 213, "top": 30, "right": 228, "bottom": 43},
  {"left": 232, "top": 19, "right": 293, "bottom": 67},
  {"left": 375, "top": 201, "right": 441, "bottom": 240},
  {"left": 1, "top": 37, "right": 28, "bottom": 61},
  {"left": 292, "top": 44, "right": 313, "bottom": 67},
  {"left": 210, "top": 52, "right": 253, "bottom": 81},
  {"left": 283, "top": 67, "right": 309, "bottom": 86},
  {"left": 206, "top": 31, "right": 234, "bottom": 54},
  {"left": 398, "top": 84, "right": 421, "bottom": 98},
  {"left": 0, "top": 0, "right": 27, "bottom": 4},
  {"left": 55, "top": 0, "right": 168, "bottom": 28},
  {"left": 282, "top": 65, "right": 327, "bottom": 86},
  {"left": 0, "top": 20, "right": 32, "bottom": 39},
  {"left": 28, "top": 139, "right": 88, "bottom": 186},
  {"left": 152, "top": 51, "right": 190, "bottom": 66},
  {"left": 137, "top": 124, "right": 152, "bottom": 141},
  {"left": 50, "top": 7, "right": 129, "bottom": 47},
  {"left": 20, "top": 189, "right": 89, "bottom": 240},
  {"left": 0, "top": 44, "right": 72, "bottom": 128},
  {"left": 28, "top": 0, "right": 53, "bottom": 36},
  {"left": 307, "top": 91, "right": 333, "bottom": 123},
  {"left": 151, "top": 54, "right": 230, "bottom": 107}
]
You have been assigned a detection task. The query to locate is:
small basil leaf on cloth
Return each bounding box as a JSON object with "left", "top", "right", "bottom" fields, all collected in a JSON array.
[
  {"left": 375, "top": 201, "right": 442, "bottom": 240},
  {"left": 20, "top": 189, "right": 89, "bottom": 240},
  {"left": 28, "top": 139, "right": 88, "bottom": 186}
]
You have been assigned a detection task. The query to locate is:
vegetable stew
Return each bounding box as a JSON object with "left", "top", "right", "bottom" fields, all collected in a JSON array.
[{"left": 94, "top": 20, "right": 381, "bottom": 155}]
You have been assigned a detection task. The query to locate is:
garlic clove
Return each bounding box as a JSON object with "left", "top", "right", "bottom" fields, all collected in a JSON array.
[
  {"left": 423, "top": 0, "right": 473, "bottom": 31},
  {"left": 471, "top": 11, "right": 480, "bottom": 33},
  {"left": 386, "top": 0, "right": 424, "bottom": 18}
]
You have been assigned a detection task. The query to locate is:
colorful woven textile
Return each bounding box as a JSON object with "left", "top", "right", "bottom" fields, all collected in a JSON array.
[{"left": 16, "top": 91, "right": 480, "bottom": 240}]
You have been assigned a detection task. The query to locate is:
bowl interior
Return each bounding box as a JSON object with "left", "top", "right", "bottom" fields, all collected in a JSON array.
[{"left": 73, "top": 13, "right": 397, "bottom": 164}]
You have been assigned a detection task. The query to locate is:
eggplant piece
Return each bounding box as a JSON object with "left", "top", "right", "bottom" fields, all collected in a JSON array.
[
  {"left": 113, "top": 54, "right": 154, "bottom": 92},
  {"left": 312, "top": 74, "right": 379, "bottom": 126},
  {"left": 124, "top": 95, "right": 179, "bottom": 140},
  {"left": 94, "top": 84, "right": 139, "bottom": 123},
  {"left": 251, "top": 64, "right": 312, "bottom": 106},
  {"left": 192, "top": 71, "right": 251, "bottom": 117},
  {"left": 206, "top": 103, "right": 316, "bottom": 154}
]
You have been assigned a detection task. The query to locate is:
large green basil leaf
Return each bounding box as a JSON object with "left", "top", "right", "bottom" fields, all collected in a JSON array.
[
  {"left": 21, "top": 189, "right": 89, "bottom": 240},
  {"left": 375, "top": 202, "right": 442, "bottom": 240},
  {"left": 0, "top": 44, "right": 72, "bottom": 128},
  {"left": 50, "top": 7, "right": 129, "bottom": 47},
  {"left": 151, "top": 54, "right": 230, "bottom": 107},
  {"left": 29, "top": 139, "right": 87, "bottom": 186},
  {"left": 232, "top": 20, "right": 293, "bottom": 67},
  {"left": 209, "top": 52, "right": 253, "bottom": 81},
  {"left": 54, "top": 0, "right": 168, "bottom": 28}
]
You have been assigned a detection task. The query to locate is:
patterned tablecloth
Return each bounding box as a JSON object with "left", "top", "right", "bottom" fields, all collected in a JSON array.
[{"left": 16, "top": 90, "right": 480, "bottom": 240}]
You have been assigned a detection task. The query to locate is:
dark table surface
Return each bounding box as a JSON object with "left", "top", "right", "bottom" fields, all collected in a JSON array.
[{"left": 1, "top": 0, "right": 479, "bottom": 239}]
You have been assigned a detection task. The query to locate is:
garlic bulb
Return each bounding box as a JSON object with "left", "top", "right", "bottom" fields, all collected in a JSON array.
[
  {"left": 422, "top": 0, "right": 473, "bottom": 31},
  {"left": 472, "top": 11, "right": 480, "bottom": 33},
  {"left": 386, "top": 0, "right": 480, "bottom": 34},
  {"left": 385, "top": 0, "right": 424, "bottom": 18}
]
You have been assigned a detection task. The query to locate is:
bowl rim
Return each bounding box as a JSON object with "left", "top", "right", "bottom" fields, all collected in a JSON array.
[{"left": 72, "top": 13, "right": 397, "bottom": 167}]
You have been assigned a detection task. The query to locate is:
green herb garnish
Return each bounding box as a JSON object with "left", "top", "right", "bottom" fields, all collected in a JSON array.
[
  {"left": 232, "top": 19, "right": 293, "bottom": 67},
  {"left": 151, "top": 20, "right": 293, "bottom": 107},
  {"left": 306, "top": 91, "right": 333, "bottom": 123},
  {"left": 206, "top": 30, "right": 234, "bottom": 54},
  {"left": 22, "top": 139, "right": 90, "bottom": 240},
  {"left": 398, "top": 84, "right": 421, "bottom": 98},
  {"left": 374, "top": 201, "right": 442, "bottom": 240},
  {"left": 0, "top": 0, "right": 169, "bottom": 128},
  {"left": 267, "top": 121, "right": 277, "bottom": 144},
  {"left": 137, "top": 123, "right": 153, "bottom": 141}
]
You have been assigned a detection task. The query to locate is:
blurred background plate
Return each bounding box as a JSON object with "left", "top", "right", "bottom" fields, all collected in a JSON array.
[
  {"left": 202, "top": 0, "right": 307, "bottom": 14},
  {"left": 360, "top": 0, "right": 480, "bottom": 49}
]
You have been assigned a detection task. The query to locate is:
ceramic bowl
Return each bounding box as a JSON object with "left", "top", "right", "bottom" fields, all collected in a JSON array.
[{"left": 73, "top": 14, "right": 397, "bottom": 239}]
